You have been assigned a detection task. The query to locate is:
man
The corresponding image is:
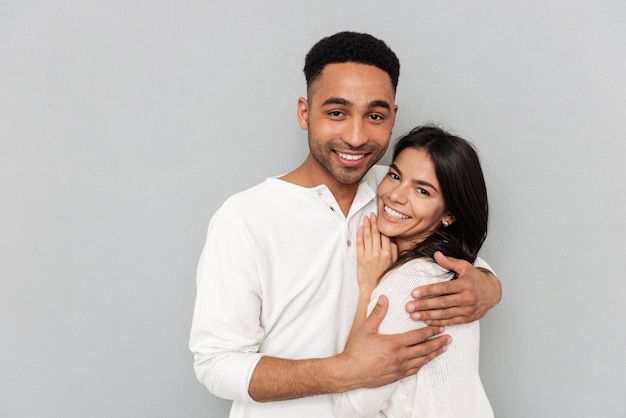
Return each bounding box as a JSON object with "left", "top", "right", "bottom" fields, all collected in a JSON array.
[{"left": 190, "top": 32, "right": 501, "bottom": 417}]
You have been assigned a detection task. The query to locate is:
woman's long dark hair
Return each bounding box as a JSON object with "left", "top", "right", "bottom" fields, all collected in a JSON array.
[{"left": 388, "top": 125, "right": 489, "bottom": 274}]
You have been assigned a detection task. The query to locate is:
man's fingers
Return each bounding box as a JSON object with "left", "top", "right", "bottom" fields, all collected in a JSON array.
[
  {"left": 411, "top": 276, "right": 472, "bottom": 299},
  {"left": 403, "top": 335, "right": 451, "bottom": 376},
  {"left": 363, "top": 295, "right": 388, "bottom": 332},
  {"left": 433, "top": 251, "right": 463, "bottom": 272},
  {"left": 409, "top": 306, "right": 472, "bottom": 322},
  {"left": 401, "top": 325, "right": 445, "bottom": 346},
  {"left": 422, "top": 316, "right": 472, "bottom": 327},
  {"left": 408, "top": 289, "right": 476, "bottom": 312}
]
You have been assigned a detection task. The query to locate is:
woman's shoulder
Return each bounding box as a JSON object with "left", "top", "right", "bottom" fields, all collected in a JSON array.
[{"left": 383, "top": 258, "right": 454, "bottom": 287}]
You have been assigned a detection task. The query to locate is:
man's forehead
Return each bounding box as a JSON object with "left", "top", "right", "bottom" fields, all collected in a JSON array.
[{"left": 307, "top": 62, "right": 395, "bottom": 99}]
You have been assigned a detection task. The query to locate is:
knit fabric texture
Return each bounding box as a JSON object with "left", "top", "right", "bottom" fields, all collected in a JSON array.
[{"left": 333, "top": 258, "right": 493, "bottom": 417}]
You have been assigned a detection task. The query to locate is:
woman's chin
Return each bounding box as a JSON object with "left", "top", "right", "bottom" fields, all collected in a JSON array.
[{"left": 376, "top": 222, "right": 398, "bottom": 239}]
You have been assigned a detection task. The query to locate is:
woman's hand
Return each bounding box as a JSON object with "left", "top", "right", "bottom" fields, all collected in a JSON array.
[
  {"left": 347, "top": 213, "right": 398, "bottom": 346},
  {"left": 356, "top": 213, "right": 398, "bottom": 295}
]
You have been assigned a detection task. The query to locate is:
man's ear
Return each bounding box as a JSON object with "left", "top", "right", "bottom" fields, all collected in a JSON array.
[{"left": 296, "top": 97, "right": 309, "bottom": 130}]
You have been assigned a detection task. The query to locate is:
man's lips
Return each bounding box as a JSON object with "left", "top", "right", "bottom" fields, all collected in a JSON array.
[{"left": 335, "top": 150, "right": 367, "bottom": 161}]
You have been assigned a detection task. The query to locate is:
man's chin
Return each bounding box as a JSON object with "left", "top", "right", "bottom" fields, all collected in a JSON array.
[{"left": 331, "top": 167, "right": 371, "bottom": 185}]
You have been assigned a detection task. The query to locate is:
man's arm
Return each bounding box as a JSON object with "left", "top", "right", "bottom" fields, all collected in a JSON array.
[
  {"left": 248, "top": 295, "right": 450, "bottom": 401},
  {"left": 405, "top": 251, "right": 502, "bottom": 326},
  {"left": 192, "top": 207, "right": 449, "bottom": 403}
]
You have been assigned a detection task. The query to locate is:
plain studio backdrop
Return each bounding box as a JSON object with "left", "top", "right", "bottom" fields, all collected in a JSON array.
[{"left": 1, "top": 1, "right": 625, "bottom": 417}]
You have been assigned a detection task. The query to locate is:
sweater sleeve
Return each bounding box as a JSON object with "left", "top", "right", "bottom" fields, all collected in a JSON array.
[
  {"left": 333, "top": 260, "right": 453, "bottom": 417},
  {"left": 189, "top": 201, "right": 265, "bottom": 402}
]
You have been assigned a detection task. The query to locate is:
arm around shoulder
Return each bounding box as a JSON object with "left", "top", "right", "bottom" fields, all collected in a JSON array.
[
  {"left": 251, "top": 293, "right": 449, "bottom": 402},
  {"left": 406, "top": 252, "right": 502, "bottom": 326}
]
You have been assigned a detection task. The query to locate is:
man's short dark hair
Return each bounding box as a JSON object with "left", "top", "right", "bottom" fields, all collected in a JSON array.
[{"left": 303, "top": 31, "right": 400, "bottom": 92}]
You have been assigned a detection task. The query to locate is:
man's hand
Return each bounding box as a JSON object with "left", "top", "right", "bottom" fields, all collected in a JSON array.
[
  {"left": 405, "top": 251, "right": 502, "bottom": 326},
  {"left": 337, "top": 295, "right": 450, "bottom": 392}
]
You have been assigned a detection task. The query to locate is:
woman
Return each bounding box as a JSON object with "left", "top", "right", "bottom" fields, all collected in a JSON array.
[{"left": 334, "top": 125, "right": 493, "bottom": 417}]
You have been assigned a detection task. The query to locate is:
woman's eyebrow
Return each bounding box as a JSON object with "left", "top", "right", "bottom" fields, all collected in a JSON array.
[{"left": 390, "top": 163, "right": 438, "bottom": 192}]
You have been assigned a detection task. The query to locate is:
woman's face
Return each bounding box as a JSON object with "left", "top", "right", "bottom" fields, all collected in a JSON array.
[{"left": 376, "top": 147, "right": 453, "bottom": 252}]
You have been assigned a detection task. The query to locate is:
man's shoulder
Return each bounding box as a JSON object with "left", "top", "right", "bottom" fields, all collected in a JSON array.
[
  {"left": 363, "top": 164, "right": 388, "bottom": 189},
  {"left": 367, "top": 164, "right": 388, "bottom": 180},
  {"left": 222, "top": 178, "right": 284, "bottom": 204},
  {"left": 215, "top": 177, "right": 304, "bottom": 219},
  {"left": 208, "top": 179, "right": 282, "bottom": 231}
]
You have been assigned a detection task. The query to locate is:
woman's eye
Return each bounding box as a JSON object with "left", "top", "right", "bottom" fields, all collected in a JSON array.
[
  {"left": 388, "top": 172, "right": 400, "bottom": 181},
  {"left": 417, "top": 188, "right": 430, "bottom": 196}
]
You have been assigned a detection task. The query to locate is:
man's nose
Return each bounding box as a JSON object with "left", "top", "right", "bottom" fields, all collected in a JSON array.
[{"left": 342, "top": 119, "right": 367, "bottom": 148}]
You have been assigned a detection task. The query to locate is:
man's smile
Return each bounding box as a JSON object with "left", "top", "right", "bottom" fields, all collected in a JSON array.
[{"left": 335, "top": 150, "right": 367, "bottom": 161}]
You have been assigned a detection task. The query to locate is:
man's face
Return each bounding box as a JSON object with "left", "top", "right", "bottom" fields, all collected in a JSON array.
[{"left": 297, "top": 62, "right": 398, "bottom": 186}]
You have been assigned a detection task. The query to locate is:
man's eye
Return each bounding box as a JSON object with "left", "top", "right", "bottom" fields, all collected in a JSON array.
[
  {"left": 369, "top": 114, "right": 384, "bottom": 121},
  {"left": 329, "top": 111, "right": 343, "bottom": 117}
]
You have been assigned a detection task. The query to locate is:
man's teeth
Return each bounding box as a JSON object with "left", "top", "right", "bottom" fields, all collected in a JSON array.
[
  {"left": 337, "top": 151, "right": 365, "bottom": 161},
  {"left": 384, "top": 206, "right": 410, "bottom": 220}
]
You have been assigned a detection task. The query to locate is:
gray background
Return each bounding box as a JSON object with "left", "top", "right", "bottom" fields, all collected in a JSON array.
[{"left": 2, "top": 1, "right": 625, "bottom": 417}]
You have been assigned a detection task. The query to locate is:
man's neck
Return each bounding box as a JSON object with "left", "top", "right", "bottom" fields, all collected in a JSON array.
[{"left": 280, "top": 155, "right": 360, "bottom": 217}]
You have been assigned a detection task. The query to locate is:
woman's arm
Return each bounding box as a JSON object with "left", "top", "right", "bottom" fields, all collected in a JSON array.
[
  {"left": 335, "top": 260, "right": 450, "bottom": 417},
  {"left": 346, "top": 214, "right": 397, "bottom": 345}
]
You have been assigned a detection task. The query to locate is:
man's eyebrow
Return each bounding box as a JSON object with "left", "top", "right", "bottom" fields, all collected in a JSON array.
[
  {"left": 322, "top": 97, "right": 352, "bottom": 106},
  {"left": 368, "top": 100, "right": 391, "bottom": 110},
  {"left": 320, "top": 98, "right": 391, "bottom": 110}
]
